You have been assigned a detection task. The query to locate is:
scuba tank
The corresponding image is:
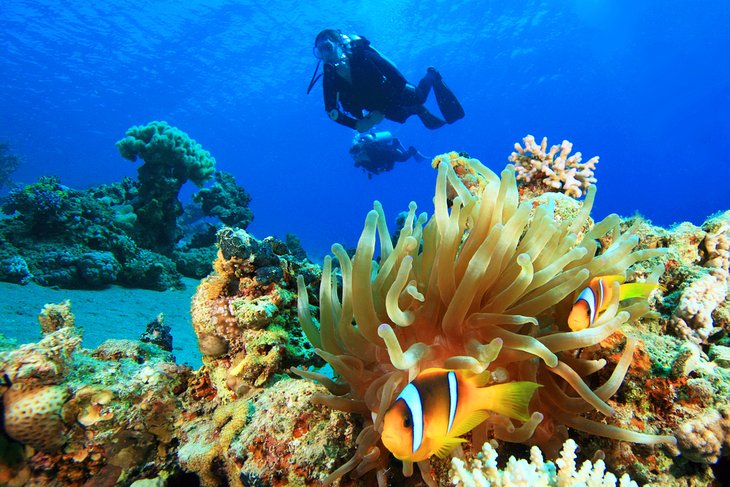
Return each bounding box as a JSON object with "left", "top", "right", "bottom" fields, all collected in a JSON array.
[{"left": 359, "top": 131, "right": 393, "bottom": 143}]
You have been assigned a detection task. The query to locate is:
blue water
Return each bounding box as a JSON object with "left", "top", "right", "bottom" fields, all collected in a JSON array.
[{"left": 2, "top": 1, "right": 728, "bottom": 260}]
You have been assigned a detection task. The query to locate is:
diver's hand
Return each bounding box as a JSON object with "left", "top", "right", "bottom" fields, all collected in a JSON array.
[{"left": 356, "top": 111, "right": 385, "bottom": 133}]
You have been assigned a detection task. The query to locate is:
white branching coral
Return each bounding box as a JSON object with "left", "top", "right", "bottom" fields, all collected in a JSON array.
[
  {"left": 509, "top": 135, "right": 598, "bottom": 198},
  {"left": 450, "top": 438, "right": 638, "bottom": 487}
]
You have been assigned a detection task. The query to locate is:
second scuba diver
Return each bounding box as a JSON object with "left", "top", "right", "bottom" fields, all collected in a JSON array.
[
  {"left": 308, "top": 29, "right": 465, "bottom": 132},
  {"left": 349, "top": 131, "right": 428, "bottom": 178}
]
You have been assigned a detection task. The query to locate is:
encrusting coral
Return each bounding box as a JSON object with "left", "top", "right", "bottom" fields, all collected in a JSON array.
[
  {"left": 509, "top": 135, "right": 598, "bottom": 199},
  {"left": 0, "top": 301, "right": 193, "bottom": 485},
  {"left": 190, "top": 227, "right": 319, "bottom": 400},
  {"left": 295, "top": 152, "right": 675, "bottom": 485}
]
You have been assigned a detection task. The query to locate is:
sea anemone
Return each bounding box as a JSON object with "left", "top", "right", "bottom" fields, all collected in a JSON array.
[{"left": 295, "top": 154, "right": 676, "bottom": 486}]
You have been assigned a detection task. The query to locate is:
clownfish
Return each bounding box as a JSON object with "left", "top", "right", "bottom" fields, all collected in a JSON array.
[
  {"left": 380, "top": 368, "right": 540, "bottom": 463},
  {"left": 567, "top": 275, "right": 659, "bottom": 332}
]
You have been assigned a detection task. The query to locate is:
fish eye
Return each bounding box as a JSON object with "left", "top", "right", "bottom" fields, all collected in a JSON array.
[{"left": 403, "top": 416, "right": 411, "bottom": 428}]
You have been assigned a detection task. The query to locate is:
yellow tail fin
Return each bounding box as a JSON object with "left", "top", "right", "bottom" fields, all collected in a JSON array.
[
  {"left": 619, "top": 282, "right": 659, "bottom": 301},
  {"left": 481, "top": 381, "right": 541, "bottom": 422}
]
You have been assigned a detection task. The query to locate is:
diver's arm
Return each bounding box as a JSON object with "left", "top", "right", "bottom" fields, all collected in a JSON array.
[
  {"left": 323, "top": 67, "right": 359, "bottom": 129},
  {"left": 328, "top": 106, "right": 359, "bottom": 129}
]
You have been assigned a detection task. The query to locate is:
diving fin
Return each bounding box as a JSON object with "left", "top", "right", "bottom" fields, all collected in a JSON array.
[
  {"left": 431, "top": 70, "right": 465, "bottom": 124},
  {"left": 417, "top": 107, "right": 446, "bottom": 130}
]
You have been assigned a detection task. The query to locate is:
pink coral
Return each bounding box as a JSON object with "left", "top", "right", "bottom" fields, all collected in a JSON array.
[{"left": 675, "top": 406, "right": 730, "bottom": 464}]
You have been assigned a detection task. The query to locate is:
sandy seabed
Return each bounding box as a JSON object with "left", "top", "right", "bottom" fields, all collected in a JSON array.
[{"left": 0, "top": 277, "right": 202, "bottom": 367}]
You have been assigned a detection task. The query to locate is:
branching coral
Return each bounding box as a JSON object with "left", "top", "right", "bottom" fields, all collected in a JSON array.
[
  {"left": 295, "top": 153, "right": 675, "bottom": 485},
  {"left": 450, "top": 438, "right": 638, "bottom": 487},
  {"left": 509, "top": 135, "right": 598, "bottom": 199}
]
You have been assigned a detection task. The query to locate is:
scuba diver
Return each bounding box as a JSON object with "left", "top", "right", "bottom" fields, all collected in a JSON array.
[
  {"left": 307, "top": 29, "right": 465, "bottom": 132},
  {"left": 349, "top": 131, "right": 428, "bottom": 178}
]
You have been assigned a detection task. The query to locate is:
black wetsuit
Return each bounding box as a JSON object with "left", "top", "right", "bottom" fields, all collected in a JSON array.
[
  {"left": 350, "top": 138, "right": 426, "bottom": 177},
  {"left": 323, "top": 38, "right": 447, "bottom": 129}
]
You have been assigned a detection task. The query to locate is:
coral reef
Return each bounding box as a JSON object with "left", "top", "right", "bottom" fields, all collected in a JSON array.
[
  {"left": 450, "top": 438, "right": 637, "bottom": 487},
  {"left": 190, "top": 227, "right": 319, "bottom": 399},
  {"left": 509, "top": 135, "right": 598, "bottom": 199},
  {"left": 177, "top": 378, "right": 359, "bottom": 486},
  {"left": 0, "top": 124, "right": 255, "bottom": 290},
  {"left": 0, "top": 176, "right": 182, "bottom": 290},
  {"left": 674, "top": 406, "right": 730, "bottom": 464},
  {"left": 0, "top": 140, "right": 728, "bottom": 487},
  {"left": 117, "top": 121, "right": 216, "bottom": 254},
  {"left": 0, "top": 302, "right": 192, "bottom": 485},
  {"left": 193, "top": 170, "right": 254, "bottom": 229}
]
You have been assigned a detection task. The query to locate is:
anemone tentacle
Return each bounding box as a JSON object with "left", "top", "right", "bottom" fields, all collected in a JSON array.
[{"left": 295, "top": 152, "right": 675, "bottom": 485}]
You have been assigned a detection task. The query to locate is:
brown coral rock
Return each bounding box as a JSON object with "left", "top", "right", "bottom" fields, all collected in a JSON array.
[
  {"left": 232, "top": 378, "right": 359, "bottom": 486},
  {"left": 675, "top": 406, "right": 730, "bottom": 464},
  {"left": 38, "top": 299, "right": 75, "bottom": 334}
]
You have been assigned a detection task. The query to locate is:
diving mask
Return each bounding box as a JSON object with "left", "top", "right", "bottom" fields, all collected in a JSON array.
[{"left": 314, "top": 36, "right": 349, "bottom": 64}]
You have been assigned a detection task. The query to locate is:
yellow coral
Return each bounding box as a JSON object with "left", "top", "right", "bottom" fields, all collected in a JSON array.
[
  {"left": 296, "top": 154, "right": 674, "bottom": 485},
  {"left": 71, "top": 386, "right": 114, "bottom": 427},
  {"left": 3, "top": 384, "right": 69, "bottom": 452}
]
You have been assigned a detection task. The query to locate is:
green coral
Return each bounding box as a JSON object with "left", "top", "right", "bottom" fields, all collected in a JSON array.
[
  {"left": 117, "top": 121, "right": 215, "bottom": 187},
  {"left": 193, "top": 170, "right": 253, "bottom": 229},
  {"left": 116, "top": 121, "right": 216, "bottom": 254}
]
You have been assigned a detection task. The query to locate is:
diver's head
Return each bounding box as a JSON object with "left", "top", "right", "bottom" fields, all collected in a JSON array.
[{"left": 314, "top": 29, "right": 351, "bottom": 65}]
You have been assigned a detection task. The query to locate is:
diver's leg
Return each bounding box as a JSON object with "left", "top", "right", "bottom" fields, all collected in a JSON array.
[
  {"left": 428, "top": 67, "right": 465, "bottom": 124},
  {"left": 415, "top": 105, "right": 446, "bottom": 129},
  {"left": 393, "top": 147, "right": 411, "bottom": 163}
]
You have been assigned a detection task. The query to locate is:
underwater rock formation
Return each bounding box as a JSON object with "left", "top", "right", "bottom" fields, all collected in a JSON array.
[{"left": 190, "top": 227, "right": 319, "bottom": 400}]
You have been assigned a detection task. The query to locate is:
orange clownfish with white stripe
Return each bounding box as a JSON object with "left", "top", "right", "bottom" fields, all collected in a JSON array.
[
  {"left": 567, "top": 275, "right": 659, "bottom": 332},
  {"left": 380, "top": 368, "right": 540, "bottom": 463}
]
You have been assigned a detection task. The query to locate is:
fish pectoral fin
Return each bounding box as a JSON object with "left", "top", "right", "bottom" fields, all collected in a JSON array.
[
  {"left": 448, "top": 410, "right": 491, "bottom": 438},
  {"left": 433, "top": 437, "right": 466, "bottom": 459},
  {"left": 462, "top": 368, "right": 491, "bottom": 388},
  {"left": 619, "top": 282, "right": 659, "bottom": 301}
]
